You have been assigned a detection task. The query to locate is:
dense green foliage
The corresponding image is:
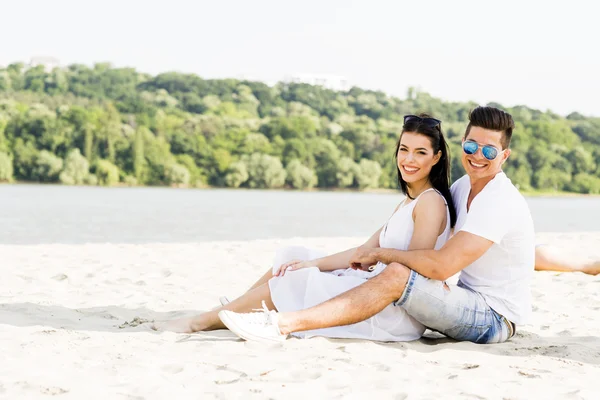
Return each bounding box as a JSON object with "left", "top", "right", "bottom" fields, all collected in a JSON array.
[{"left": 1, "top": 62, "right": 599, "bottom": 193}]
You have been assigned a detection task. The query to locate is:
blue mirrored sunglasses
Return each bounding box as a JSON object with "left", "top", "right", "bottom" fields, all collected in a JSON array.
[{"left": 462, "top": 140, "right": 500, "bottom": 160}]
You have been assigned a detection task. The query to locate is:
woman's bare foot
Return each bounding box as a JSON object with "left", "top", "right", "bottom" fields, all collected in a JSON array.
[
  {"left": 152, "top": 317, "right": 195, "bottom": 333},
  {"left": 152, "top": 315, "right": 212, "bottom": 333}
]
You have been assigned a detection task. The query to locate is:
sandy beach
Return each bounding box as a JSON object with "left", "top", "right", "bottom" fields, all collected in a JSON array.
[{"left": 1, "top": 233, "right": 599, "bottom": 399}]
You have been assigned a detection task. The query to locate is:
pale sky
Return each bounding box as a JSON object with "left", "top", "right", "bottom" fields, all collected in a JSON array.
[{"left": 2, "top": 0, "right": 599, "bottom": 117}]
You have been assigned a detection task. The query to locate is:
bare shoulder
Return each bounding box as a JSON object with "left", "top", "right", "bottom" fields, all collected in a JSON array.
[
  {"left": 412, "top": 190, "right": 447, "bottom": 225},
  {"left": 415, "top": 190, "right": 446, "bottom": 213}
]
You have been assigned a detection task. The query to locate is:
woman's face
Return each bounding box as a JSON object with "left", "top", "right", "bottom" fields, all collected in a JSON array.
[{"left": 396, "top": 131, "right": 441, "bottom": 185}]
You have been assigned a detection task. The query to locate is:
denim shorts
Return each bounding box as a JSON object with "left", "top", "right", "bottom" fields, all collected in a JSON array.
[{"left": 394, "top": 270, "right": 515, "bottom": 344}]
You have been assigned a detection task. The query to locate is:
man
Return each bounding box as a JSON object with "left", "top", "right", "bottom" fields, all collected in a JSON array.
[
  {"left": 219, "top": 106, "right": 535, "bottom": 344},
  {"left": 535, "top": 244, "right": 600, "bottom": 275}
]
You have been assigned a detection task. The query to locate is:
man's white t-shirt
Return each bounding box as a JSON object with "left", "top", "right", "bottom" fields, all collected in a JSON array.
[{"left": 450, "top": 172, "right": 535, "bottom": 324}]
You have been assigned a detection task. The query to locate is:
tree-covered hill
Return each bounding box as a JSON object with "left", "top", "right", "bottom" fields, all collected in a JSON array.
[{"left": 1, "top": 62, "right": 599, "bottom": 193}]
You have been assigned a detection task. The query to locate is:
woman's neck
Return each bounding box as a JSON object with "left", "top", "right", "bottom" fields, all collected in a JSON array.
[{"left": 406, "top": 179, "right": 433, "bottom": 199}]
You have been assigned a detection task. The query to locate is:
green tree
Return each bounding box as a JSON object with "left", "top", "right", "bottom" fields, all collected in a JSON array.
[
  {"left": 95, "top": 159, "right": 120, "bottom": 186},
  {"left": 12, "top": 139, "right": 40, "bottom": 180},
  {"left": 505, "top": 164, "right": 532, "bottom": 190},
  {"left": 310, "top": 138, "right": 341, "bottom": 187},
  {"left": 1, "top": 61, "right": 599, "bottom": 194},
  {"left": 164, "top": 163, "right": 190, "bottom": 185},
  {"left": 83, "top": 123, "right": 94, "bottom": 160},
  {"left": 133, "top": 126, "right": 146, "bottom": 182},
  {"left": 567, "top": 173, "right": 600, "bottom": 194},
  {"left": 282, "top": 138, "right": 312, "bottom": 166},
  {"left": 566, "top": 147, "right": 596, "bottom": 174},
  {"left": 175, "top": 154, "right": 205, "bottom": 186},
  {"left": 286, "top": 159, "right": 317, "bottom": 189},
  {"left": 448, "top": 141, "right": 465, "bottom": 183},
  {"left": 355, "top": 159, "right": 382, "bottom": 189},
  {"left": 142, "top": 132, "right": 174, "bottom": 185},
  {"left": 0, "top": 117, "right": 8, "bottom": 152},
  {"left": 242, "top": 153, "right": 286, "bottom": 188},
  {"left": 224, "top": 161, "right": 249, "bottom": 188},
  {"left": 533, "top": 165, "right": 571, "bottom": 191},
  {"left": 23, "top": 65, "right": 47, "bottom": 92},
  {"left": 260, "top": 116, "right": 317, "bottom": 140},
  {"left": 98, "top": 104, "right": 121, "bottom": 162},
  {"left": 59, "top": 148, "right": 90, "bottom": 185},
  {"left": 33, "top": 150, "right": 63, "bottom": 182},
  {"left": 239, "top": 133, "right": 272, "bottom": 155},
  {"left": 0, "top": 151, "right": 13, "bottom": 182},
  {"left": 336, "top": 157, "right": 358, "bottom": 188},
  {"left": 0, "top": 70, "right": 11, "bottom": 92}
]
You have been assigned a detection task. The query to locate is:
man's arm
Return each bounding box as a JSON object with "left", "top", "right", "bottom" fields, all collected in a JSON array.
[{"left": 351, "top": 231, "right": 494, "bottom": 280}]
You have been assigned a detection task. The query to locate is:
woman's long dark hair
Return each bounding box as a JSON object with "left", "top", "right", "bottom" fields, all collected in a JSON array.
[{"left": 394, "top": 113, "right": 457, "bottom": 227}]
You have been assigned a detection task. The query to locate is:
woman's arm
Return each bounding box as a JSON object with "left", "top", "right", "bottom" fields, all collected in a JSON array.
[
  {"left": 277, "top": 202, "right": 402, "bottom": 275},
  {"left": 314, "top": 201, "right": 404, "bottom": 271},
  {"left": 315, "top": 225, "right": 383, "bottom": 271},
  {"left": 275, "top": 226, "right": 384, "bottom": 275},
  {"left": 407, "top": 191, "right": 448, "bottom": 251},
  {"left": 348, "top": 191, "right": 449, "bottom": 273}
]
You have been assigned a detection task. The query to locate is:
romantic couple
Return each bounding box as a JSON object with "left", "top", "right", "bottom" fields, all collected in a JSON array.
[{"left": 156, "top": 105, "right": 535, "bottom": 345}]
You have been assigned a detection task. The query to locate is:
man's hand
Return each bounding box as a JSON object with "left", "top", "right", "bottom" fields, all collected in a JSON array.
[{"left": 349, "top": 247, "right": 379, "bottom": 271}]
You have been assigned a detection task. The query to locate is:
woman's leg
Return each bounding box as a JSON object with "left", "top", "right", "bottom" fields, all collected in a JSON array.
[
  {"left": 535, "top": 245, "right": 600, "bottom": 275},
  {"left": 247, "top": 268, "right": 274, "bottom": 292},
  {"left": 155, "top": 283, "right": 276, "bottom": 333},
  {"left": 245, "top": 246, "right": 328, "bottom": 293}
]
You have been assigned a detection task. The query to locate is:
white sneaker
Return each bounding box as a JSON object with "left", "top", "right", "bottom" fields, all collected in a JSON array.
[
  {"left": 218, "top": 301, "right": 288, "bottom": 344},
  {"left": 219, "top": 296, "right": 230, "bottom": 306}
]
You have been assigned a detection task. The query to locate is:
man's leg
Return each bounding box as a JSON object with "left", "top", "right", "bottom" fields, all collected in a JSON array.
[
  {"left": 275, "top": 262, "right": 512, "bottom": 344},
  {"left": 395, "top": 268, "right": 513, "bottom": 344},
  {"left": 276, "top": 263, "right": 410, "bottom": 334},
  {"left": 155, "top": 283, "right": 276, "bottom": 333},
  {"left": 535, "top": 244, "right": 600, "bottom": 275}
]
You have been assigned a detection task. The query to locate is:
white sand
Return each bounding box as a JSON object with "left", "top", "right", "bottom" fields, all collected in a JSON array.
[{"left": 1, "top": 234, "right": 599, "bottom": 399}]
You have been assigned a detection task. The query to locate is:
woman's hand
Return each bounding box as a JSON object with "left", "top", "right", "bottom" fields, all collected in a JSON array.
[{"left": 273, "top": 259, "right": 317, "bottom": 277}]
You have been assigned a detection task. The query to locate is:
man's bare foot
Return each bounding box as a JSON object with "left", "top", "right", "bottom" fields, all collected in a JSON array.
[
  {"left": 583, "top": 261, "right": 600, "bottom": 276},
  {"left": 152, "top": 317, "right": 196, "bottom": 333}
]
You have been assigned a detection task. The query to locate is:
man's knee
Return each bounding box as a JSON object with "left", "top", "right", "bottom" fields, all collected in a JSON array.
[{"left": 380, "top": 262, "right": 411, "bottom": 293}]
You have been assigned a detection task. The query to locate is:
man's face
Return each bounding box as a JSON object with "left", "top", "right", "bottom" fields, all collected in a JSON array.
[{"left": 461, "top": 126, "right": 511, "bottom": 181}]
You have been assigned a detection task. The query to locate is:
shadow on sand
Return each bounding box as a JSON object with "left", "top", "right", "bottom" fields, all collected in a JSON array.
[
  {"left": 0, "top": 302, "right": 205, "bottom": 333},
  {"left": 2, "top": 302, "right": 599, "bottom": 365}
]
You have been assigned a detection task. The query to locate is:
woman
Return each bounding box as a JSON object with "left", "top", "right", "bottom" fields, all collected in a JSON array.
[{"left": 155, "top": 114, "right": 457, "bottom": 341}]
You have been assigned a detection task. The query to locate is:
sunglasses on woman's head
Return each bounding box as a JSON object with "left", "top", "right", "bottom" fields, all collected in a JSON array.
[
  {"left": 462, "top": 140, "right": 500, "bottom": 160},
  {"left": 403, "top": 115, "right": 441, "bottom": 128}
]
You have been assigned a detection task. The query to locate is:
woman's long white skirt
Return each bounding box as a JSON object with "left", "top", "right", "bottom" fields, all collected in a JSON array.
[{"left": 267, "top": 246, "right": 425, "bottom": 342}]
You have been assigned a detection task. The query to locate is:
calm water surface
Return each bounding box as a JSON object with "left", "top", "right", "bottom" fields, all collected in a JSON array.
[{"left": 0, "top": 184, "right": 598, "bottom": 244}]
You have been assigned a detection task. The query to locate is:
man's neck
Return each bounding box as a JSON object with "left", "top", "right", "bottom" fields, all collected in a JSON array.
[{"left": 469, "top": 171, "right": 502, "bottom": 197}]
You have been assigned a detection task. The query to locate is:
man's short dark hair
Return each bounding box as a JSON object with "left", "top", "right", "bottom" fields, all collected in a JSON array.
[{"left": 465, "top": 106, "right": 515, "bottom": 149}]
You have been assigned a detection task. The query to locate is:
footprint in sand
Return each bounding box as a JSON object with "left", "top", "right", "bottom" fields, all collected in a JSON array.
[
  {"left": 213, "top": 365, "right": 249, "bottom": 385},
  {"left": 518, "top": 370, "right": 541, "bottom": 378},
  {"left": 161, "top": 364, "right": 184, "bottom": 374},
  {"left": 41, "top": 387, "right": 69, "bottom": 395},
  {"left": 288, "top": 369, "right": 322, "bottom": 381},
  {"left": 118, "top": 317, "right": 153, "bottom": 329}
]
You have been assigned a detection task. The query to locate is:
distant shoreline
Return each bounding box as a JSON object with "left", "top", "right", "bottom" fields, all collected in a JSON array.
[{"left": 2, "top": 181, "right": 599, "bottom": 198}]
